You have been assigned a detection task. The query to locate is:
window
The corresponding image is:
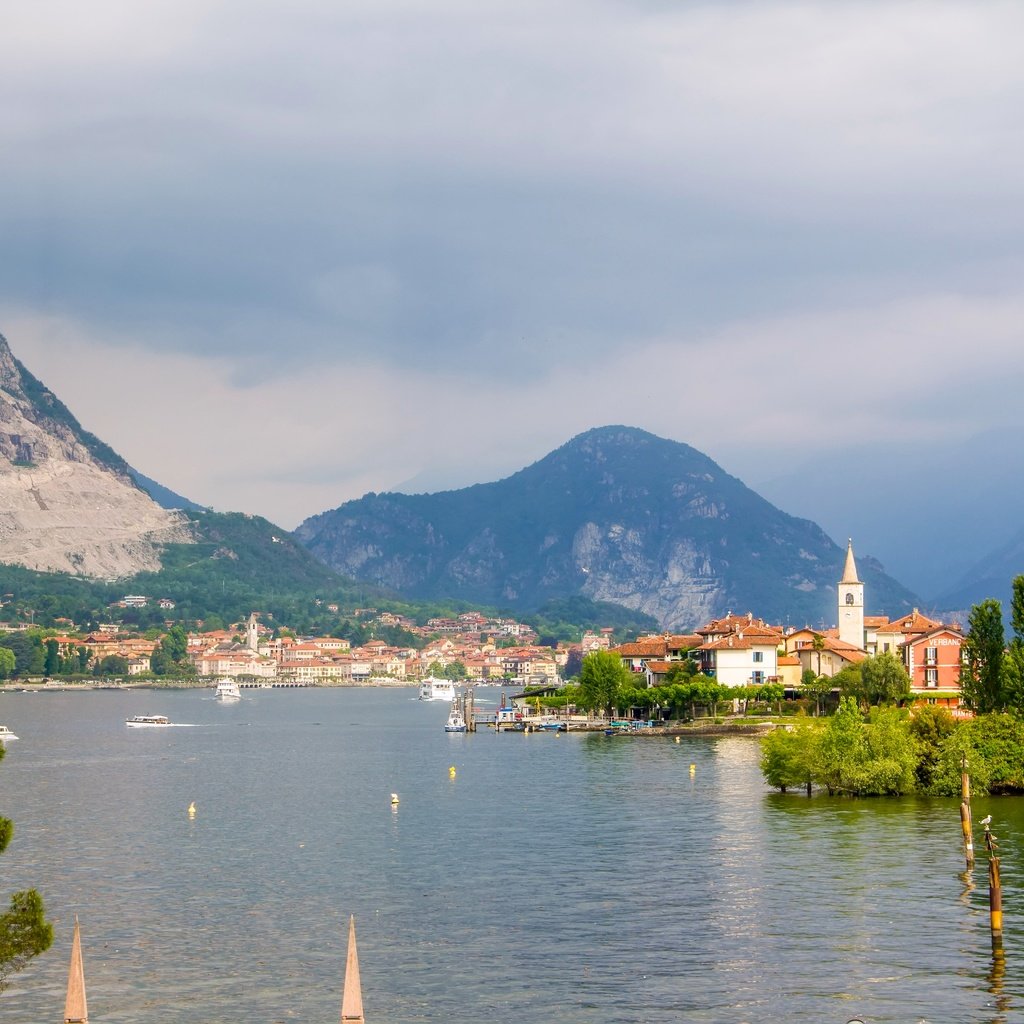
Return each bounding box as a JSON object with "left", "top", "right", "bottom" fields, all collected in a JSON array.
[
  {"left": 925, "top": 646, "right": 937, "bottom": 665},
  {"left": 752, "top": 671, "right": 764, "bottom": 685},
  {"left": 752, "top": 651, "right": 764, "bottom": 663},
  {"left": 926, "top": 668, "right": 938, "bottom": 687},
  {"left": 846, "top": 593, "right": 855, "bottom": 605}
]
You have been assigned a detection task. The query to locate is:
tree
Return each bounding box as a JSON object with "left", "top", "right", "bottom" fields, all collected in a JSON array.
[
  {"left": 1005, "top": 575, "right": 1024, "bottom": 711},
  {"left": 44, "top": 639, "right": 60, "bottom": 677},
  {"left": 578, "top": 651, "right": 631, "bottom": 716},
  {"left": 0, "top": 649, "right": 14, "bottom": 680},
  {"left": 858, "top": 652, "right": 911, "bottom": 707},
  {"left": 97, "top": 655, "right": 129, "bottom": 676},
  {"left": 810, "top": 632, "right": 826, "bottom": 677},
  {"left": 907, "top": 704, "right": 957, "bottom": 792},
  {"left": 760, "top": 723, "right": 816, "bottom": 794},
  {"left": 802, "top": 673, "right": 833, "bottom": 717},
  {"left": 815, "top": 696, "right": 866, "bottom": 795},
  {"left": 961, "top": 599, "right": 1008, "bottom": 713},
  {"left": 0, "top": 744, "right": 53, "bottom": 990},
  {"left": 160, "top": 625, "right": 189, "bottom": 664}
]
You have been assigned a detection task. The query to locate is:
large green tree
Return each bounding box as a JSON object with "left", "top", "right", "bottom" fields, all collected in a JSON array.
[
  {"left": 0, "top": 745, "right": 53, "bottom": 990},
  {"left": 578, "top": 650, "right": 632, "bottom": 716},
  {"left": 858, "top": 652, "right": 912, "bottom": 707},
  {"left": 961, "top": 599, "right": 1008, "bottom": 713}
]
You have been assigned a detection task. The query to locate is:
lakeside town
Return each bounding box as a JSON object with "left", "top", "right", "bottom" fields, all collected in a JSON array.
[{"left": 0, "top": 543, "right": 969, "bottom": 715}]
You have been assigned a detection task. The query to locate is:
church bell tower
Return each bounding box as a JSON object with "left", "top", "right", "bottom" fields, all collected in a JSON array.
[{"left": 838, "top": 539, "right": 865, "bottom": 650}]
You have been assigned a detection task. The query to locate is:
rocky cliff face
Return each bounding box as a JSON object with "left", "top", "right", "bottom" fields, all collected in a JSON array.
[
  {"left": 0, "top": 332, "right": 193, "bottom": 578},
  {"left": 296, "top": 426, "right": 919, "bottom": 630}
]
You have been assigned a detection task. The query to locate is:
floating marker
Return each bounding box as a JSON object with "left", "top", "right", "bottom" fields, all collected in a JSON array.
[
  {"left": 689, "top": 764, "right": 696, "bottom": 775},
  {"left": 390, "top": 792, "right": 400, "bottom": 806},
  {"left": 187, "top": 801, "right": 196, "bottom": 818},
  {"left": 675, "top": 737, "right": 681, "bottom": 744}
]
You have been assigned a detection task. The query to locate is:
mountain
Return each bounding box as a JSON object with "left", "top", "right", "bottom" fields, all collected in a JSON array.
[
  {"left": 128, "top": 468, "right": 208, "bottom": 512},
  {"left": 0, "top": 331, "right": 194, "bottom": 578},
  {"left": 932, "top": 528, "right": 1024, "bottom": 618},
  {"left": 295, "top": 426, "right": 920, "bottom": 630}
]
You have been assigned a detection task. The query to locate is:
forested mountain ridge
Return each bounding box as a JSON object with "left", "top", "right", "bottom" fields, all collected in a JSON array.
[{"left": 296, "top": 426, "right": 920, "bottom": 630}]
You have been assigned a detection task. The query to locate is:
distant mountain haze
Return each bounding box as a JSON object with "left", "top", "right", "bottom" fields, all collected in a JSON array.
[{"left": 295, "top": 426, "right": 920, "bottom": 630}]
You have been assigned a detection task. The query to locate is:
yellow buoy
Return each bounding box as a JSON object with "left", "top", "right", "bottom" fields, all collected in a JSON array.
[
  {"left": 449, "top": 766, "right": 457, "bottom": 778},
  {"left": 674, "top": 737, "right": 680, "bottom": 744},
  {"left": 187, "top": 801, "right": 196, "bottom": 818},
  {"left": 689, "top": 764, "right": 696, "bottom": 775},
  {"left": 390, "top": 792, "right": 400, "bottom": 805}
]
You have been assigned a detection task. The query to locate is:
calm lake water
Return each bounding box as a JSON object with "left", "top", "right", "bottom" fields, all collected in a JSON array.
[{"left": 0, "top": 686, "right": 1021, "bottom": 1023}]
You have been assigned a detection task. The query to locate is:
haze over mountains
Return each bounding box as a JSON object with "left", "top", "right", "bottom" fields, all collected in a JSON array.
[{"left": 1, "top": 329, "right": 1018, "bottom": 629}]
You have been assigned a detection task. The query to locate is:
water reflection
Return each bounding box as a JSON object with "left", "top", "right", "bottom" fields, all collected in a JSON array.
[{"left": 1, "top": 689, "right": 1022, "bottom": 1023}]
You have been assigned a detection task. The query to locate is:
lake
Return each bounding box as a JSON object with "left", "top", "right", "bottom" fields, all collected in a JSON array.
[{"left": 0, "top": 686, "right": 1021, "bottom": 1023}]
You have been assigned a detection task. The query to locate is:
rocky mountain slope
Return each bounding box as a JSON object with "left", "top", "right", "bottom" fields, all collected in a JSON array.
[
  {"left": 296, "top": 426, "right": 919, "bottom": 630},
  {"left": 0, "top": 332, "right": 194, "bottom": 578}
]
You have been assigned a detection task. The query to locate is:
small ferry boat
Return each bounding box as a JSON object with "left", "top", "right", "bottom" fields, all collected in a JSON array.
[
  {"left": 419, "top": 677, "right": 456, "bottom": 702},
  {"left": 215, "top": 679, "right": 242, "bottom": 701},
  {"left": 444, "top": 704, "right": 467, "bottom": 733},
  {"left": 0, "top": 725, "right": 19, "bottom": 743},
  {"left": 126, "top": 715, "right": 171, "bottom": 728}
]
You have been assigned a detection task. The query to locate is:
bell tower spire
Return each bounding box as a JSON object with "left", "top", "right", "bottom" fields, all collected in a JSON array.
[{"left": 838, "top": 538, "right": 865, "bottom": 649}]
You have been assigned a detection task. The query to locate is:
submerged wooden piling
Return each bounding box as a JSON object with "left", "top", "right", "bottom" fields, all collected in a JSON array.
[{"left": 960, "top": 755, "right": 974, "bottom": 868}]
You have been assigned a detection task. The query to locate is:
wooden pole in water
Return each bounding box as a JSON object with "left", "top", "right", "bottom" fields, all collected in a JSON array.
[
  {"left": 960, "top": 755, "right": 974, "bottom": 868},
  {"left": 984, "top": 821, "right": 1003, "bottom": 948}
]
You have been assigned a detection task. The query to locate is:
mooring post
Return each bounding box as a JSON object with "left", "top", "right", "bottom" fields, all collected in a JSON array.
[
  {"left": 960, "top": 755, "right": 974, "bottom": 868},
  {"left": 984, "top": 820, "right": 1003, "bottom": 949}
]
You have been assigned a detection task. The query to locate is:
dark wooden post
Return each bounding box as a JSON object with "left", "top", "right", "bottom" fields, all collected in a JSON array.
[{"left": 984, "top": 820, "right": 1003, "bottom": 949}]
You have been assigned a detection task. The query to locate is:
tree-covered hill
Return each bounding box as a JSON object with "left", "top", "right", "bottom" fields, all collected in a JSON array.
[{"left": 296, "top": 426, "right": 920, "bottom": 630}]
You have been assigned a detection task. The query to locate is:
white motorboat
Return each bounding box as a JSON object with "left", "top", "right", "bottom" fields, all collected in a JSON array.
[
  {"left": 0, "top": 725, "right": 18, "bottom": 743},
  {"left": 444, "top": 705, "right": 467, "bottom": 733},
  {"left": 419, "top": 677, "right": 456, "bottom": 701},
  {"left": 126, "top": 715, "right": 171, "bottom": 728},
  {"left": 215, "top": 679, "right": 242, "bottom": 701}
]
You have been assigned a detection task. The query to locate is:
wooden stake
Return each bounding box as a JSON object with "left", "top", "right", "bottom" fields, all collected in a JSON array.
[
  {"left": 984, "top": 822, "right": 1003, "bottom": 947},
  {"left": 961, "top": 756, "right": 974, "bottom": 868}
]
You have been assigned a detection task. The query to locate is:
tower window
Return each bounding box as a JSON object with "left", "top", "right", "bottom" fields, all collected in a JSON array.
[{"left": 845, "top": 593, "right": 855, "bottom": 605}]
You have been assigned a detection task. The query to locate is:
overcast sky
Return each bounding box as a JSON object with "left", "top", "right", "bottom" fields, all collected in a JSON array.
[{"left": 3, "top": 1, "right": 1023, "bottom": 583}]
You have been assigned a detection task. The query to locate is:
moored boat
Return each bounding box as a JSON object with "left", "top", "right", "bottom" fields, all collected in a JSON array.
[
  {"left": 0, "top": 724, "right": 18, "bottom": 743},
  {"left": 444, "top": 705, "right": 467, "bottom": 733},
  {"left": 126, "top": 715, "right": 170, "bottom": 728}
]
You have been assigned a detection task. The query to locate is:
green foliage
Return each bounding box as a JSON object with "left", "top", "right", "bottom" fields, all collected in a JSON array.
[
  {"left": 0, "top": 633, "right": 45, "bottom": 677},
  {"left": 858, "top": 652, "right": 911, "bottom": 707},
  {"left": 578, "top": 650, "right": 631, "bottom": 715},
  {"left": 907, "top": 704, "right": 957, "bottom": 791},
  {"left": 929, "top": 713, "right": 1024, "bottom": 795},
  {"left": 0, "top": 649, "right": 14, "bottom": 679},
  {"left": 961, "top": 599, "right": 1009, "bottom": 713},
  {"left": 760, "top": 723, "right": 816, "bottom": 793},
  {"left": 0, "top": 744, "right": 53, "bottom": 990}
]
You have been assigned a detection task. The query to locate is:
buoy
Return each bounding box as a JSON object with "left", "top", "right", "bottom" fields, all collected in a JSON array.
[
  {"left": 449, "top": 765, "right": 456, "bottom": 778},
  {"left": 674, "top": 737, "right": 680, "bottom": 744},
  {"left": 187, "top": 801, "right": 196, "bottom": 818},
  {"left": 689, "top": 764, "right": 696, "bottom": 775},
  {"left": 390, "top": 792, "right": 400, "bottom": 805}
]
